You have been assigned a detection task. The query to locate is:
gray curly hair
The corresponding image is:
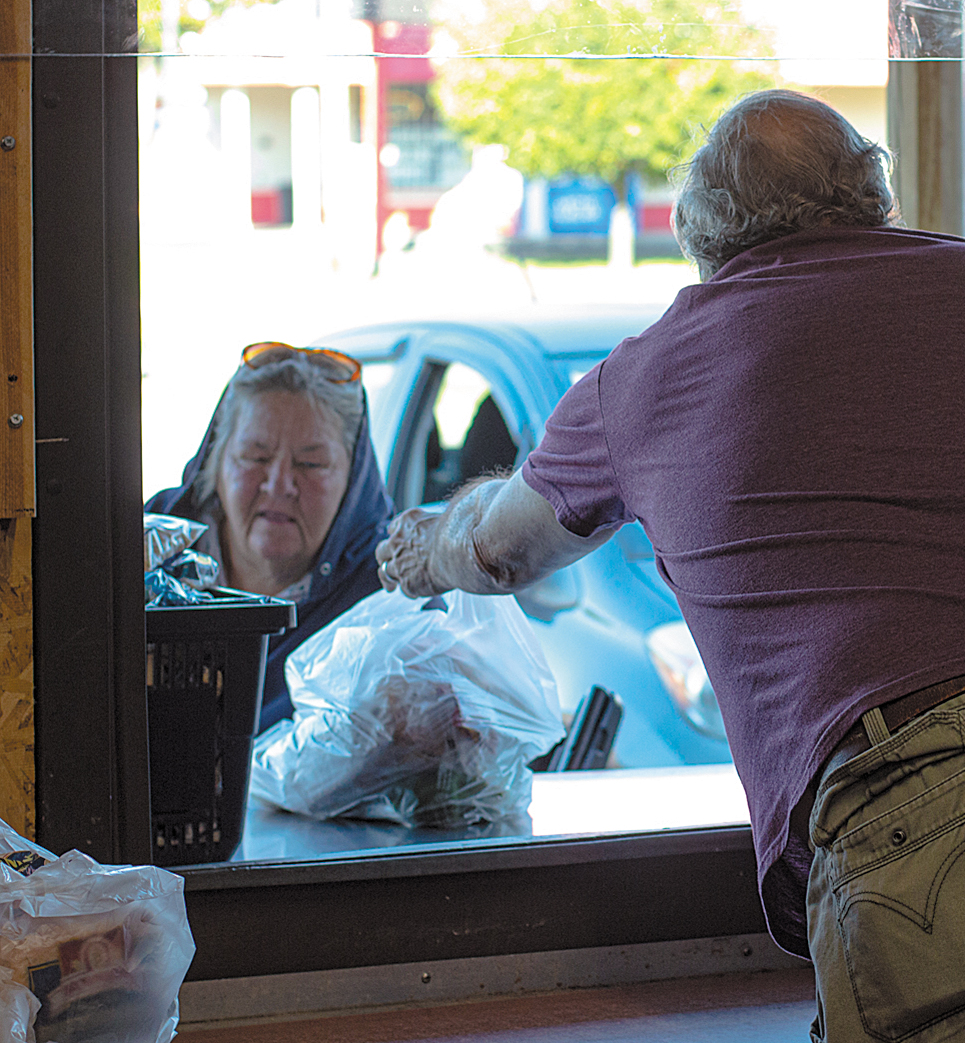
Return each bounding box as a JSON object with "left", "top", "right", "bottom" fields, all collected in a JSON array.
[
  {"left": 672, "top": 89, "right": 898, "bottom": 280},
  {"left": 194, "top": 353, "right": 364, "bottom": 509}
]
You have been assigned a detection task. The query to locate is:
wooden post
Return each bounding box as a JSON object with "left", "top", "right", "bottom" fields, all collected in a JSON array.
[
  {"left": 0, "top": 518, "right": 33, "bottom": 836},
  {"left": 0, "top": 0, "right": 36, "bottom": 837},
  {"left": 887, "top": 60, "right": 964, "bottom": 236},
  {"left": 0, "top": 0, "right": 35, "bottom": 516},
  {"left": 888, "top": 2, "right": 964, "bottom": 236}
]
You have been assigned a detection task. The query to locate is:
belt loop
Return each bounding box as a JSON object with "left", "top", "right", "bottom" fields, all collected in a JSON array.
[{"left": 862, "top": 706, "right": 891, "bottom": 747}]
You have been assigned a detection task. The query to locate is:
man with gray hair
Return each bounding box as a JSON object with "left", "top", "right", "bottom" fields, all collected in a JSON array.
[{"left": 376, "top": 89, "right": 965, "bottom": 1040}]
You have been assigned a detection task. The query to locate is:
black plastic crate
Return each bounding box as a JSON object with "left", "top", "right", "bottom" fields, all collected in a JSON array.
[{"left": 146, "top": 588, "right": 296, "bottom": 866}]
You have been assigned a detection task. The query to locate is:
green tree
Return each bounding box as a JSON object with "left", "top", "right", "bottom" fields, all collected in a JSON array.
[{"left": 432, "top": 0, "right": 776, "bottom": 203}]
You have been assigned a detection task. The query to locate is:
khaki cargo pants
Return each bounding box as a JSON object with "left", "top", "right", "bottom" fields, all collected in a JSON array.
[{"left": 807, "top": 691, "right": 965, "bottom": 1042}]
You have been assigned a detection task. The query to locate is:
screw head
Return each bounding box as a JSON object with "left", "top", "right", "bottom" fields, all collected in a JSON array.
[
  {"left": 421, "top": 972, "right": 432, "bottom": 984},
  {"left": 1, "top": 137, "right": 15, "bottom": 151},
  {"left": 8, "top": 414, "right": 23, "bottom": 429}
]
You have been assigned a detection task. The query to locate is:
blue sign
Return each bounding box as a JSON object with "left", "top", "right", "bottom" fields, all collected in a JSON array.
[{"left": 547, "top": 179, "right": 617, "bottom": 235}]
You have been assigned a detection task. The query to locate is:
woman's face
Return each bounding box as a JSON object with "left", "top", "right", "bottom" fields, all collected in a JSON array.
[{"left": 217, "top": 390, "right": 351, "bottom": 594}]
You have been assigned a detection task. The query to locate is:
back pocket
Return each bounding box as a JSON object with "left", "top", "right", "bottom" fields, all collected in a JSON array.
[{"left": 830, "top": 774, "right": 965, "bottom": 1040}]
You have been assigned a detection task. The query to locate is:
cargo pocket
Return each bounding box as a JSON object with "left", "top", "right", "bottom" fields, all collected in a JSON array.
[{"left": 829, "top": 771, "right": 965, "bottom": 1041}]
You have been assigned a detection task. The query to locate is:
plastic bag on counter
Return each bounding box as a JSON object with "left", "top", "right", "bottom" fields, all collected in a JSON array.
[
  {"left": 250, "top": 588, "right": 565, "bottom": 828},
  {"left": 0, "top": 818, "right": 196, "bottom": 1043}
]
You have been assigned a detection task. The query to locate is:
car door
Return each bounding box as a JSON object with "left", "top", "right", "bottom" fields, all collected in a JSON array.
[{"left": 384, "top": 329, "right": 547, "bottom": 511}]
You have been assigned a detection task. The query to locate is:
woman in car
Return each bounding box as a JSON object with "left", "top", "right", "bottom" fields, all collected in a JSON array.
[{"left": 146, "top": 341, "right": 393, "bottom": 732}]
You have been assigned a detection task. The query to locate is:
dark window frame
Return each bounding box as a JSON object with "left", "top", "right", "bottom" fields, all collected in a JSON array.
[
  {"left": 32, "top": 0, "right": 152, "bottom": 868},
  {"left": 23, "top": 0, "right": 767, "bottom": 979},
  {"left": 34, "top": 0, "right": 943, "bottom": 986}
]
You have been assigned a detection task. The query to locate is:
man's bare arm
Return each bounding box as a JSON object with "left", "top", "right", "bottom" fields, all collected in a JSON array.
[{"left": 375, "top": 470, "right": 613, "bottom": 598}]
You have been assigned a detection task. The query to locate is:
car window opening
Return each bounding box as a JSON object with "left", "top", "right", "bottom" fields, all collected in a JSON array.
[{"left": 421, "top": 363, "right": 520, "bottom": 505}]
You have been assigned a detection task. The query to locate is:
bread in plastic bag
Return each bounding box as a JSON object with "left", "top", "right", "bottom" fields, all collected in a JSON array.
[
  {"left": 0, "top": 818, "right": 195, "bottom": 1043},
  {"left": 250, "top": 588, "right": 565, "bottom": 828}
]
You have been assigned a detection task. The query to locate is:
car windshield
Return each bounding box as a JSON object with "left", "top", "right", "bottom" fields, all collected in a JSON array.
[{"left": 135, "top": 0, "right": 894, "bottom": 865}]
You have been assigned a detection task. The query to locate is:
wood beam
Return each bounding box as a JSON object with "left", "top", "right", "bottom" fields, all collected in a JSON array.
[
  {"left": 0, "top": 0, "right": 35, "bottom": 838},
  {"left": 0, "top": 0, "right": 35, "bottom": 516},
  {"left": 0, "top": 518, "right": 33, "bottom": 836}
]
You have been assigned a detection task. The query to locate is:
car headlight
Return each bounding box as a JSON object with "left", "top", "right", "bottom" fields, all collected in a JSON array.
[{"left": 645, "top": 622, "right": 727, "bottom": 742}]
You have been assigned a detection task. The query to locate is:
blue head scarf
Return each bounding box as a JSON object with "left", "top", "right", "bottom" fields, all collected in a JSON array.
[{"left": 146, "top": 363, "right": 393, "bottom": 731}]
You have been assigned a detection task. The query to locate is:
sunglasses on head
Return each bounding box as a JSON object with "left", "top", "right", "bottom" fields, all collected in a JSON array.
[{"left": 241, "top": 341, "right": 362, "bottom": 383}]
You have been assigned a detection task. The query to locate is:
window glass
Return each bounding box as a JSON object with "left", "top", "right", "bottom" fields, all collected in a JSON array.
[
  {"left": 136, "top": 0, "right": 890, "bottom": 866},
  {"left": 386, "top": 82, "right": 471, "bottom": 192}
]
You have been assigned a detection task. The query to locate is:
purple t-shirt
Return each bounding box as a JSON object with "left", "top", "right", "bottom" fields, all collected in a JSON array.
[{"left": 522, "top": 225, "right": 965, "bottom": 957}]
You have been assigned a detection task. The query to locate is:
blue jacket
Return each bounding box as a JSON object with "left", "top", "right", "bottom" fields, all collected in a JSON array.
[{"left": 146, "top": 397, "right": 393, "bottom": 732}]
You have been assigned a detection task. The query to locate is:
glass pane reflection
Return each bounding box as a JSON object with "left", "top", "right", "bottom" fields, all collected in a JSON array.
[
  {"left": 135, "top": 0, "right": 894, "bottom": 61},
  {"left": 235, "top": 764, "right": 749, "bottom": 861},
  {"left": 137, "top": 0, "right": 896, "bottom": 865}
]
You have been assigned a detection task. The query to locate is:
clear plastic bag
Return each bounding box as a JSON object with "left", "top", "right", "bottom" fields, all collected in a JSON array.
[
  {"left": 161, "top": 549, "right": 219, "bottom": 590},
  {"left": 0, "top": 965, "right": 41, "bottom": 1043},
  {"left": 143, "top": 513, "right": 219, "bottom": 606},
  {"left": 143, "top": 513, "right": 207, "bottom": 573},
  {"left": 250, "top": 589, "right": 564, "bottom": 828},
  {"left": 0, "top": 819, "right": 195, "bottom": 1043}
]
